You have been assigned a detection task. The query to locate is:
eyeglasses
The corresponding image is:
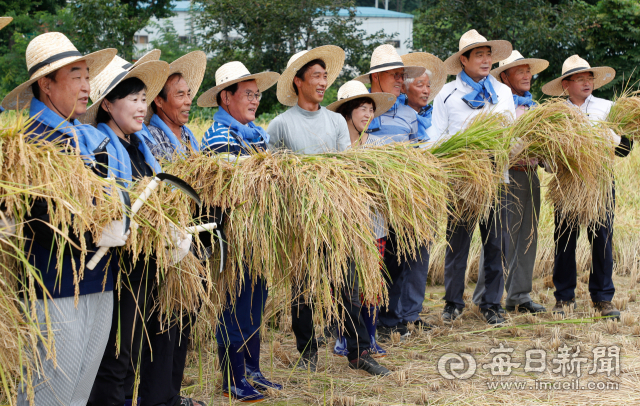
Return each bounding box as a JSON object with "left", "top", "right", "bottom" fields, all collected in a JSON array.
[
  {"left": 385, "top": 71, "right": 408, "bottom": 81},
  {"left": 243, "top": 91, "right": 262, "bottom": 102},
  {"left": 567, "top": 77, "right": 595, "bottom": 85}
]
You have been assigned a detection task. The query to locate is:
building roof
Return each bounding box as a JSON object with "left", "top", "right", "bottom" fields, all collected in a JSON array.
[
  {"left": 331, "top": 7, "right": 414, "bottom": 18},
  {"left": 171, "top": 3, "right": 413, "bottom": 18}
]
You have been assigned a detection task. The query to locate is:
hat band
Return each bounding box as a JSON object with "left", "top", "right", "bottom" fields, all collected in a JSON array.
[
  {"left": 370, "top": 61, "right": 405, "bottom": 71},
  {"left": 562, "top": 66, "right": 591, "bottom": 76},
  {"left": 28, "top": 50, "right": 82, "bottom": 77},
  {"left": 122, "top": 62, "right": 133, "bottom": 70},
  {"left": 460, "top": 41, "right": 484, "bottom": 51},
  {"left": 101, "top": 71, "right": 129, "bottom": 97}
]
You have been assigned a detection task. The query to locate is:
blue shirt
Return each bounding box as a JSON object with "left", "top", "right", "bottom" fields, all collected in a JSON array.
[
  {"left": 202, "top": 120, "right": 267, "bottom": 155},
  {"left": 24, "top": 119, "right": 113, "bottom": 299},
  {"left": 367, "top": 97, "right": 425, "bottom": 143}
]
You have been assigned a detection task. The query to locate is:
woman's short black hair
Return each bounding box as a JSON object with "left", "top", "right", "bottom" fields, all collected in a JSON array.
[
  {"left": 335, "top": 97, "right": 376, "bottom": 120},
  {"left": 215, "top": 82, "right": 239, "bottom": 107},
  {"left": 96, "top": 77, "right": 147, "bottom": 124}
]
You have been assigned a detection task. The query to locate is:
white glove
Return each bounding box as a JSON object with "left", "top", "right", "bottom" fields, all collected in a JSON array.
[
  {"left": 166, "top": 225, "right": 192, "bottom": 264},
  {"left": 509, "top": 138, "right": 525, "bottom": 160},
  {"left": 96, "top": 220, "right": 130, "bottom": 248},
  {"left": 0, "top": 214, "right": 16, "bottom": 240},
  {"left": 608, "top": 129, "right": 621, "bottom": 147}
]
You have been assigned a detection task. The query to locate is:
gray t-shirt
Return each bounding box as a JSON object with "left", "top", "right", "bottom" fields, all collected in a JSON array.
[{"left": 267, "top": 104, "right": 351, "bottom": 153}]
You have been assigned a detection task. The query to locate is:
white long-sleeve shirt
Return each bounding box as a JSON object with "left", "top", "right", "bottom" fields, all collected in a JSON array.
[
  {"left": 567, "top": 94, "right": 612, "bottom": 122},
  {"left": 427, "top": 73, "right": 516, "bottom": 144}
]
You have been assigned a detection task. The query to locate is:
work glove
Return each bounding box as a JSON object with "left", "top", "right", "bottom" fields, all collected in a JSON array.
[
  {"left": 166, "top": 224, "right": 192, "bottom": 265},
  {"left": 509, "top": 138, "right": 525, "bottom": 160},
  {"left": 0, "top": 214, "right": 16, "bottom": 241},
  {"left": 96, "top": 220, "right": 130, "bottom": 248}
]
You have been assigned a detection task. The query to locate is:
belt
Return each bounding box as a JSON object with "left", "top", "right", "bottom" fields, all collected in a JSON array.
[{"left": 510, "top": 165, "right": 536, "bottom": 172}]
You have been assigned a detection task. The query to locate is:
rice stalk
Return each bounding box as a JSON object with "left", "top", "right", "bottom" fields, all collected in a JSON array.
[{"left": 607, "top": 91, "right": 640, "bottom": 141}]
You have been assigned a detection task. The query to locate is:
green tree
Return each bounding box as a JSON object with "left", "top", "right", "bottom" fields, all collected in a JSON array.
[
  {"left": 194, "top": 0, "right": 394, "bottom": 114},
  {"left": 411, "top": 0, "right": 594, "bottom": 97},
  {"left": 68, "top": 0, "right": 175, "bottom": 61},
  {"left": 584, "top": 0, "right": 640, "bottom": 99},
  {"left": 148, "top": 20, "right": 202, "bottom": 63}
]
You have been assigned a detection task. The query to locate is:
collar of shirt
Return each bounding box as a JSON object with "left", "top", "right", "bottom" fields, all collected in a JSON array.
[{"left": 566, "top": 94, "right": 612, "bottom": 122}]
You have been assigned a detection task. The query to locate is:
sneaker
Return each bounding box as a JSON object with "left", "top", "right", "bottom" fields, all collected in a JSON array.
[
  {"left": 348, "top": 351, "right": 391, "bottom": 376},
  {"left": 413, "top": 318, "right": 435, "bottom": 330},
  {"left": 551, "top": 300, "right": 576, "bottom": 316},
  {"left": 506, "top": 301, "right": 546, "bottom": 314},
  {"left": 481, "top": 305, "right": 506, "bottom": 325},
  {"left": 442, "top": 303, "right": 462, "bottom": 323},
  {"left": 177, "top": 397, "right": 207, "bottom": 406},
  {"left": 593, "top": 301, "right": 621, "bottom": 320},
  {"left": 295, "top": 350, "right": 318, "bottom": 372},
  {"left": 377, "top": 323, "right": 410, "bottom": 342}
]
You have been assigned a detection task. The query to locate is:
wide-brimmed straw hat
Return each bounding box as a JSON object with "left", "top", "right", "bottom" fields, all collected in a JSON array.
[
  {"left": 1, "top": 32, "right": 117, "bottom": 111},
  {"left": 144, "top": 50, "right": 207, "bottom": 121},
  {"left": 198, "top": 61, "right": 280, "bottom": 108},
  {"left": 541, "top": 55, "right": 615, "bottom": 96},
  {"left": 490, "top": 50, "right": 549, "bottom": 83},
  {"left": 0, "top": 16, "right": 12, "bottom": 31},
  {"left": 276, "top": 45, "right": 345, "bottom": 107},
  {"left": 79, "top": 55, "right": 169, "bottom": 125},
  {"left": 401, "top": 52, "right": 446, "bottom": 103},
  {"left": 354, "top": 44, "right": 425, "bottom": 84},
  {"left": 443, "top": 29, "right": 512, "bottom": 76},
  {"left": 326, "top": 80, "right": 396, "bottom": 118}
]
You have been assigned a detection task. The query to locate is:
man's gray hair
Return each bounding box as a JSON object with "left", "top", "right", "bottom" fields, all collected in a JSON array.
[{"left": 404, "top": 69, "right": 432, "bottom": 86}]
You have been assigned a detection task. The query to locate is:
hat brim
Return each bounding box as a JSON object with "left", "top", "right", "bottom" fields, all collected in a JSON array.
[
  {"left": 1, "top": 48, "right": 118, "bottom": 111},
  {"left": 491, "top": 58, "right": 549, "bottom": 83},
  {"left": 197, "top": 71, "right": 280, "bottom": 108},
  {"left": 326, "top": 92, "right": 396, "bottom": 118},
  {"left": 276, "top": 45, "right": 345, "bottom": 107},
  {"left": 79, "top": 60, "right": 169, "bottom": 126},
  {"left": 541, "top": 66, "right": 616, "bottom": 96},
  {"left": 0, "top": 17, "right": 12, "bottom": 31},
  {"left": 401, "top": 53, "right": 446, "bottom": 103},
  {"left": 444, "top": 40, "right": 512, "bottom": 76},
  {"left": 144, "top": 50, "right": 207, "bottom": 123},
  {"left": 354, "top": 64, "right": 426, "bottom": 85}
]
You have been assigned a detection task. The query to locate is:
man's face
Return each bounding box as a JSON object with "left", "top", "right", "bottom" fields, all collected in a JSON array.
[
  {"left": 154, "top": 75, "right": 192, "bottom": 126},
  {"left": 460, "top": 46, "right": 492, "bottom": 79},
  {"left": 373, "top": 68, "right": 405, "bottom": 97},
  {"left": 294, "top": 63, "right": 328, "bottom": 105},
  {"left": 403, "top": 73, "right": 431, "bottom": 109},
  {"left": 501, "top": 64, "right": 532, "bottom": 94},
  {"left": 38, "top": 60, "right": 90, "bottom": 119},
  {"left": 222, "top": 80, "right": 260, "bottom": 125},
  {"left": 562, "top": 71, "right": 594, "bottom": 100}
]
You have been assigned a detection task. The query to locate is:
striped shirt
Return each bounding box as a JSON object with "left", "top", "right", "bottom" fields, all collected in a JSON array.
[
  {"left": 201, "top": 121, "right": 267, "bottom": 155},
  {"left": 146, "top": 125, "right": 194, "bottom": 161}
]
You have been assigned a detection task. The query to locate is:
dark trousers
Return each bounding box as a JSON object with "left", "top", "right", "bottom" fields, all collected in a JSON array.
[
  {"left": 379, "top": 231, "right": 430, "bottom": 327},
  {"left": 88, "top": 276, "right": 152, "bottom": 406},
  {"left": 216, "top": 271, "right": 268, "bottom": 346},
  {"left": 138, "top": 312, "right": 193, "bottom": 406},
  {"left": 291, "top": 261, "right": 370, "bottom": 360},
  {"left": 553, "top": 185, "right": 616, "bottom": 303},
  {"left": 444, "top": 198, "right": 506, "bottom": 310}
]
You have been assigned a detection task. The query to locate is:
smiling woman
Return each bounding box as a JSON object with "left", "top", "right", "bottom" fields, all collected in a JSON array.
[{"left": 97, "top": 77, "right": 147, "bottom": 137}]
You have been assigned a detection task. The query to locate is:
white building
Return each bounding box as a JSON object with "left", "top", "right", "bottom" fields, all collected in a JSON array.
[{"left": 134, "top": 3, "right": 413, "bottom": 56}]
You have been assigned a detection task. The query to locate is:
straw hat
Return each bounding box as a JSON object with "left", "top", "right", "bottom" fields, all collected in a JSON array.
[
  {"left": 1, "top": 32, "right": 117, "bottom": 111},
  {"left": 354, "top": 44, "right": 425, "bottom": 84},
  {"left": 144, "top": 50, "right": 207, "bottom": 122},
  {"left": 79, "top": 55, "right": 169, "bottom": 125},
  {"left": 443, "top": 29, "right": 512, "bottom": 76},
  {"left": 326, "top": 80, "right": 396, "bottom": 118},
  {"left": 198, "top": 61, "right": 279, "bottom": 108},
  {"left": 401, "top": 52, "right": 446, "bottom": 103},
  {"left": 541, "top": 55, "right": 615, "bottom": 96},
  {"left": 0, "top": 17, "right": 12, "bottom": 31},
  {"left": 490, "top": 50, "right": 549, "bottom": 83},
  {"left": 276, "top": 45, "right": 345, "bottom": 106}
]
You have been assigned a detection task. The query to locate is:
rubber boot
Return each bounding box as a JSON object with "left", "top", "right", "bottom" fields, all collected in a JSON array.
[
  {"left": 218, "top": 344, "right": 264, "bottom": 403},
  {"left": 244, "top": 334, "right": 282, "bottom": 391},
  {"left": 333, "top": 326, "right": 349, "bottom": 357},
  {"left": 362, "top": 306, "right": 387, "bottom": 357}
]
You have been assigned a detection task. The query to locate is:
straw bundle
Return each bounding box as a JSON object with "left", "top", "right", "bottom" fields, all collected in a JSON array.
[
  {"left": 508, "top": 99, "right": 615, "bottom": 226},
  {"left": 429, "top": 112, "right": 512, "bottom": 224},
  {"left": 607, "top": 94, "right": 640, "bottom": 141}
]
